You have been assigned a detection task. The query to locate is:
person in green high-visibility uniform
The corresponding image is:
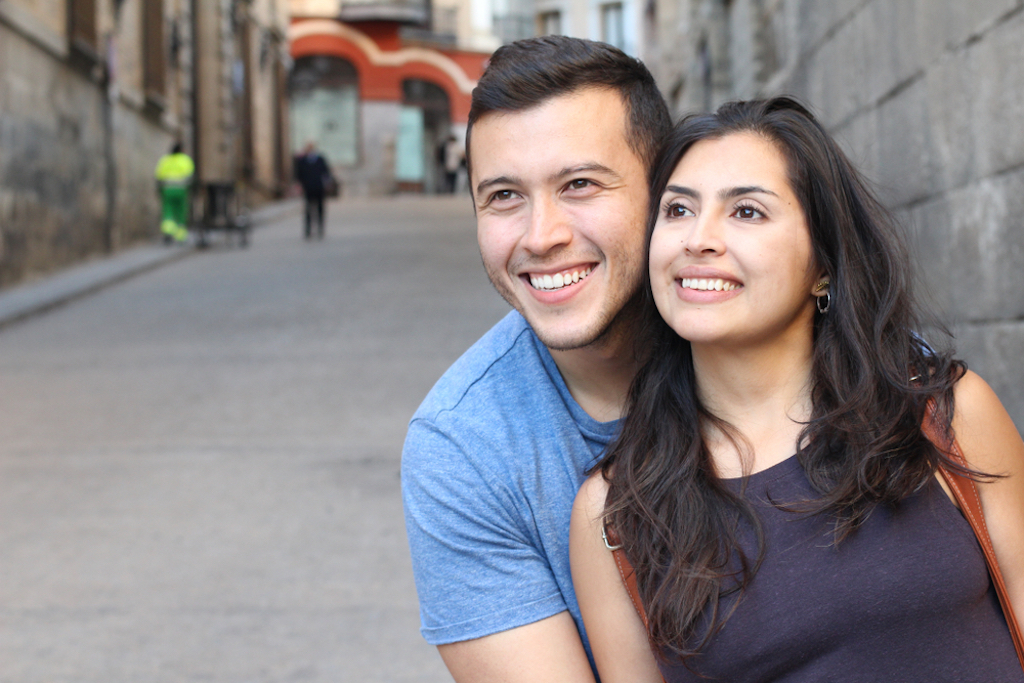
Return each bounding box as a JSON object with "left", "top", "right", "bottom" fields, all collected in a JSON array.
[{"left": 154, "top": 142, "right": 194, "bottom": 243}]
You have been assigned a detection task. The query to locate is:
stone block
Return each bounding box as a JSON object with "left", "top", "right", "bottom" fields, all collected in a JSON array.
[
  {"left": 792, "top": 13, "right": 869, "bottom": 127},
  {"left": 831, "top": 105, "right": 881, "bottom": 186},
  {"left": 904, "top": 166, "right": 1024, "bottom": 323},
  {"left": 793, "top": 0, "right": 866, "bottom": 55},
  {"left": 922, "top": 50, "right": 980, "bottom": 194},
  {"left": 953, "top": 320, "right": 1024, "bottom": 431},
  {"left": 914, "top": 0, "right": 1019, "bottom": 56},
  {"left": 871, "top": 76, "right": 937, "bottom": 207},
  {"left": 966, "top": 11, "right": 1024, "bottom": 179},
  {"left": 860, "top": 0, "right": 924, "bottom": 107}
]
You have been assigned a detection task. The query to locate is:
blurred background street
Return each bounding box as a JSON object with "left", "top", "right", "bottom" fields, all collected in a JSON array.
[{"left": 0, "top": 196, "right": 508, "bottom": 682}]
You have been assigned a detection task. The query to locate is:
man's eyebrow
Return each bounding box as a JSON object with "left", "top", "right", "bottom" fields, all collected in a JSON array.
[
  {"left": 475, "top": 163, "right": 622, "bottom": 197},
  {"left": 475, "top": 175, "right": 520, "bottom": 196},
  {"left": 553, "top": 163, "right": 621, "bottom": 182},
  {"left": 661, "top": 185, "right": 779, "bottom": 200}
]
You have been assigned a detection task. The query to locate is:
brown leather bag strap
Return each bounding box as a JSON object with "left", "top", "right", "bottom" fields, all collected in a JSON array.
[
  {"left": 602, "top": 524, "right": 648, "bottom": 629},
  {"left": 603, "top": 524, "right": 667, "bottom": 682},
  {"left": 923, "top": 401, "right": 1024, "bottom": 669}
]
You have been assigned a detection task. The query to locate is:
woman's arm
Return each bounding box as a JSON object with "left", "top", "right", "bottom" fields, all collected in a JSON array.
[
  {"left": 570, "top": 474, "right": 664, "bottom": 683},
  {"left": 951, "top": 370, "right": 1024, "bottom": 619}
]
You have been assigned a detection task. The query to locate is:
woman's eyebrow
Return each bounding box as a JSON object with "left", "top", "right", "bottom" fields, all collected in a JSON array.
[
  {"left": 665, "top": 185, "right": 698, "bottom": 198},
  {"left": 720, "top": 185, "right": 779, "bottom": 200},
  {"left": 663, "top": 185, "right": 779, "bottom": 200}
]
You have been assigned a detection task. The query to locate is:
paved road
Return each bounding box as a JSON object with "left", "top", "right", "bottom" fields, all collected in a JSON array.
[{"left": 0, "top": 196, "right": 510, "bottom": 682}]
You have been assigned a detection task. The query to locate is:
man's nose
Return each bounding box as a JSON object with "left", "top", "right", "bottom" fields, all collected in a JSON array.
[{"left": 522, "top": 197, "right": 573, "bottom": 255}]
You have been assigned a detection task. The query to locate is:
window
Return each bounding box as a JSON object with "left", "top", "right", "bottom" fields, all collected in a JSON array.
[
  {"left": 537, "top": 10, "right": 561, "bottom": 36},
  {"left": 142, "top": 0, "right": 166, "bottom": 102},
  {"left": 600, "top": 2, "right": 624, "bottom": 50},
  {"left": 68, "top": 0, "right": 98, "bottom": 55}
]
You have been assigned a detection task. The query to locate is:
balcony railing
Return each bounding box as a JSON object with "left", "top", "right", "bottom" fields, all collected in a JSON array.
[
  {"left": 338, "top": 0, "right": 429, "bottom": 25},
  {"left": 399, "top": 6, "right": 458, "bottom": 46}
]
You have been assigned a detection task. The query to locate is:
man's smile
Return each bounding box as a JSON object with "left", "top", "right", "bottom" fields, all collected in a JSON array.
[{"left": 528, "top": 266, "right": 594, "bottom": 291}]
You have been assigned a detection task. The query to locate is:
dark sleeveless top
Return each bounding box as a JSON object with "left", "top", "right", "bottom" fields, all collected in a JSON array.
[{"left": 658, "top": 455, "right": 1024, "bottom": 682}]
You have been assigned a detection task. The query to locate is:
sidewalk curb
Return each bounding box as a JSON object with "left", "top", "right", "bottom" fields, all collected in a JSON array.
[
  {"left": 0, "top": 245, "right": 193, "bottom": 330},
  {"left": 0, "top": 199, "right": 301, "bottom": 331}
]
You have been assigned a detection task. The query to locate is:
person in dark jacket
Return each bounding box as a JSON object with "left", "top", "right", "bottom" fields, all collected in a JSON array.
[{"left": 293, "top": 142, "right": 335, "bottom": 239}]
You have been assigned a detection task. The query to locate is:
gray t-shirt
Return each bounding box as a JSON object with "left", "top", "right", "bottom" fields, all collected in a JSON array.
[{"left": 402, "top": 311, "right": 618, "bottom": 666}]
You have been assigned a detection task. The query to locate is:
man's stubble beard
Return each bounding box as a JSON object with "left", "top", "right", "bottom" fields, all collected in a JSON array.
[{"left": 482, "top": 255, "right": 646, "bottom": 354}]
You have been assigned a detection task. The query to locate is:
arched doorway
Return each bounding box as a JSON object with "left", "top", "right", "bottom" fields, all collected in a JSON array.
[
  {"left": 397, "top": 79, "right": 451, "bottom": 193},
  {"left": 288, "top": 56, "right": 360, "bottom": 168}
]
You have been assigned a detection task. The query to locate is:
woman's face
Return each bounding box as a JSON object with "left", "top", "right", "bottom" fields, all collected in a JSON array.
[{"left": 649, "top": 132, "right": 820, "bottom": 350}]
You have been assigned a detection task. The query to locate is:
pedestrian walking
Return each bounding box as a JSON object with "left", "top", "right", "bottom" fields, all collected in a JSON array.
[
  {"left": 154, "top": 142, "right": 194, "bottom": 243},
  {"left": 442, "top": 135, "right": 464, "bottom": 194},
  {"left": 293, "top": 142, "right": 336, "bottom": 239}
]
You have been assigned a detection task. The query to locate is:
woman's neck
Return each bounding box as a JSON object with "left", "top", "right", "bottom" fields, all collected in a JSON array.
[{"left": 691, "top": 330, "right": 815, "bottom": 478}]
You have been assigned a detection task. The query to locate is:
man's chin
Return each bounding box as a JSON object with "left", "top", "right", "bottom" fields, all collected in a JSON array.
[{"left": 523, "top": 313, "right": 610, "bottom": 352}]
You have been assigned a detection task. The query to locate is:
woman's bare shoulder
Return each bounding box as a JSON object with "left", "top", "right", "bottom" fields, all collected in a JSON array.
[{"left": 951, "top": 370, "right": 1024, "bottom": 474}]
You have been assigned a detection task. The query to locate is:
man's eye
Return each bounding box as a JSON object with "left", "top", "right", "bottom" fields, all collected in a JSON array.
[
  {"left": 492, "top": 190, "right": 516, "bottom": 202},
  {"left": 569, "top": 179, "right": 591, "bottom": 190}
]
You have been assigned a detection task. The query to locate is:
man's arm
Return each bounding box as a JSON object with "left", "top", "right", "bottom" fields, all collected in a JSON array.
[
  {"left": 403, "top": 416, "right": 595, "bottom": 680},
  {"left": 438, "top": 612, "right": 595, "bottom": 683}
]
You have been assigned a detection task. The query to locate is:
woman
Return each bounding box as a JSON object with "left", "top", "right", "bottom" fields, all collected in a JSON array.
[{"left": 570, "top": 98, "right": 1024, "bottom": 682}]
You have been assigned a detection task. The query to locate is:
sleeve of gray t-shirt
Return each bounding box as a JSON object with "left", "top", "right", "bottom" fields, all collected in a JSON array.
[{"left": 401, "top": 415, "right": 569, "bottom": 645}]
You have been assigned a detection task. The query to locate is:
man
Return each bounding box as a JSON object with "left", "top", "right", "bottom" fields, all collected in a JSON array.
[
  {"left": 402, "top": 36, "right": 670, "bottom": 680},
  {"left": 293, "top": 141, "right": 335, "bottom": 239},
  {"left": 442, "top": 134, "right": 464, "bottom": 193},
  {"left": 154, "top": 142, "right": 194, "bottom": 243}
]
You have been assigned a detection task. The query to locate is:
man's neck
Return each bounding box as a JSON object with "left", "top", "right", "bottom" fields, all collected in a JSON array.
[{"left": 549, "top": 328, "right": 639, "bottom": 423}]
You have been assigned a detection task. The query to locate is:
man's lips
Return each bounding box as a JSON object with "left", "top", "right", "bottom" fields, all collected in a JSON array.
[{"left": 526, "top": 265, "right": 594, "bottom": 291}]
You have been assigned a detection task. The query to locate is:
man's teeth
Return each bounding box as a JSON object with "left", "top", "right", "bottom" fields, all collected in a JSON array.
[
  {"left": 530, "top": 267, "right": 592, "bottom": 291},
  {"left": 680, "top": 278, "right": 739, "bottom": 292}
]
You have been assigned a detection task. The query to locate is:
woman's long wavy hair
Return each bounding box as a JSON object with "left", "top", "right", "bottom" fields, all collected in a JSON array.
[{"left": 600, "top": 97, "right": 966, "bottom": 661}]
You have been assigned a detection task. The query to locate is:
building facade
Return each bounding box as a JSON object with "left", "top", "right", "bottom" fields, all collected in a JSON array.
[
  {"left": 287, "top": 0, "right": 494, "bottom": 196},
  {"left": 0, "top": 0, "right": 290, "bottom": 288}
]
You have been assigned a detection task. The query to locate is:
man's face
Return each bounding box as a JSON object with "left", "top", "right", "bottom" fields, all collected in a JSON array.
[{"left": 470, "top": 87, "right": 649, "bottom": 351}]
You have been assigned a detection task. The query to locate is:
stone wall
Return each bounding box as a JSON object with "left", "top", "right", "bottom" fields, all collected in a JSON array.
[
  {"left": 0, "top": 8, "right": 172, "bottom": 287},
  {"left": 658, "top": 0, "right": 1024, "bottom": 426}
]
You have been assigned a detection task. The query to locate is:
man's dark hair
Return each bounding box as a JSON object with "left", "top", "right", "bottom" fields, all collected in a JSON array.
[{"left": 466, "top": 36, "right": 670, "bottom": 184}]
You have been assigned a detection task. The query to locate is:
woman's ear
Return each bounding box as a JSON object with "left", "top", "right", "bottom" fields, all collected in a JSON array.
[{"left": 812, "top": 276, "right": 830, "bottom": 298}]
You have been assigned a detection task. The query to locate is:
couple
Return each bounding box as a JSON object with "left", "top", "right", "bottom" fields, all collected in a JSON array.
[{"left": 403, "top": 37, "right": 1024, "bottom": 682}]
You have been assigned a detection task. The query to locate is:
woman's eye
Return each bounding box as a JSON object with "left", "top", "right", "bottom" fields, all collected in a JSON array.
[
  {"left": 665, "top": 203, "right": 693, "bottom": 218},
  {"left": 735, "top": 205, "right": 764, "bottom": 220}
]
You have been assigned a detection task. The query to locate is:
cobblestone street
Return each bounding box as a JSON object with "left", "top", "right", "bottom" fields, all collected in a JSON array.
[{"left": 0, "top": 196, "right": 508, "bottom": 682}]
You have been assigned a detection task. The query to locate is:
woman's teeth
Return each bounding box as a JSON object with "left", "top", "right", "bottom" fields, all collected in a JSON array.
[
  {"left": 531, "top": 267, "right": 592, "bottom": 291},
  {"left": 680, "top": 277, "right": 739, "bottom": 292}
]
